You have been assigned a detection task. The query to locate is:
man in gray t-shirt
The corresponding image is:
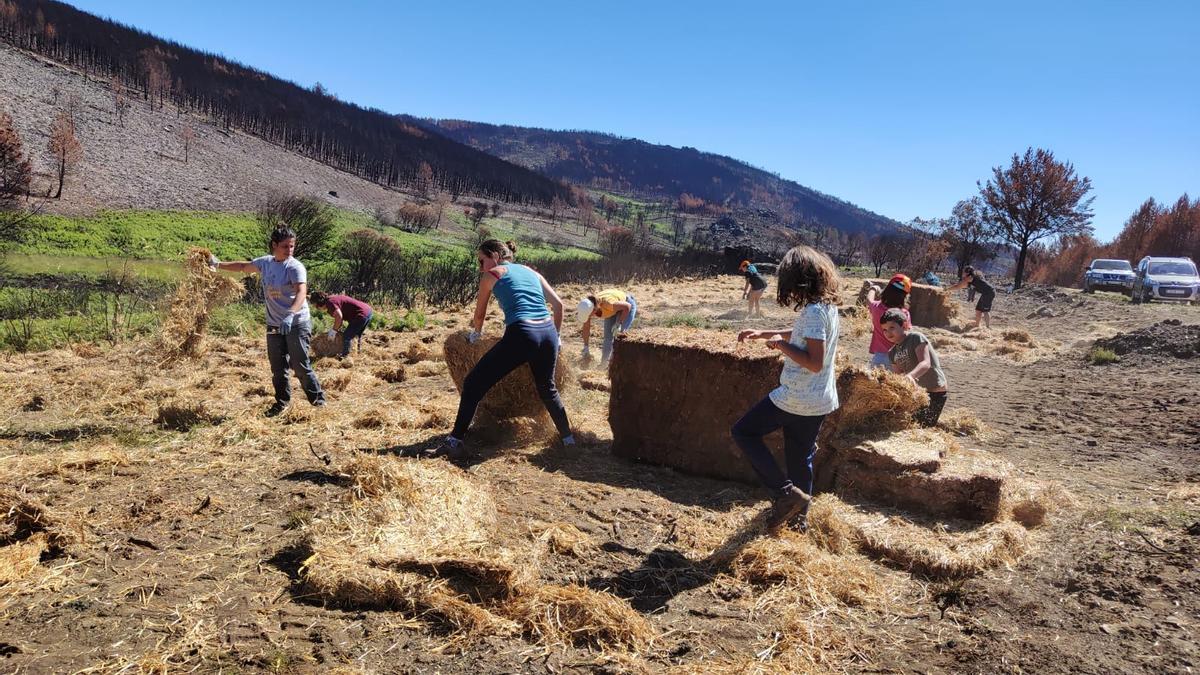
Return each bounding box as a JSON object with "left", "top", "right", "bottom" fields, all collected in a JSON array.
[
  {"left": 210, "top": 228, "right": 325, "bottom": 415},
  {"left": 880, "top": 308, "right": 948, "bottom": 427}
]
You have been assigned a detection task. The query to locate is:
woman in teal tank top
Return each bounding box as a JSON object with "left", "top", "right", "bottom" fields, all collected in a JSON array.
[{"left": 432, "top": 239, "right": 575, "bottom": 459}]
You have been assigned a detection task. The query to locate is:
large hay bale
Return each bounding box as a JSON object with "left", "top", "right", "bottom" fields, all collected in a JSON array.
[
  {"left": 609, "top": 331, "right": 929, "bottom": 484},
  {"left": 828, "top": 432, "right": 1011, "bottom": 522},
  {"left": 443, "top": 331, "right": 572, "bottom": 420},
  {"left": 608, "top": 328, "right": 784, "bottom": 483},
  {"left": 855, "top": 279, "right": 957, "bottom": 328},
  {"left": 158, "top": 248, "right": 243, "bottom": 361}
]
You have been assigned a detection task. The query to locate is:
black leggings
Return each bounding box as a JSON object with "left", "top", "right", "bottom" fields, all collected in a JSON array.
[
  {"left": 731, "top": 396, "right": 825, "bottom": 495},
  {"left": 451, "top": 321, "right": 571, "bottom": 440},
  {"left": 915, "top": 391, "right": 948, "bottom": 427}
]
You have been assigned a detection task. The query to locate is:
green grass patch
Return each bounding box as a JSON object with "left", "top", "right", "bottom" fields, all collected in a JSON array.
[
  {"left": 1088, "top": 347, "right": 1120, "bottom": 365},
  {"left": 658, "top": 313, "right": 706, "bottom": 328},
  {"left": 18, "top": 210, "right": 265, "bottom": 261}
]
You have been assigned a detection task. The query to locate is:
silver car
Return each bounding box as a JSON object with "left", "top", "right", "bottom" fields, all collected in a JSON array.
[
  {"left": 1131, "top": 256, "right": 1200, "bottom": 304},
  {"left": 1082, "top": 258, "right": 1135, "bottom": 295}
]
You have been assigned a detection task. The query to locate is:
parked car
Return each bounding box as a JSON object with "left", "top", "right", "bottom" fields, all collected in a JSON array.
[
  {"left": 1082, "top": 258, "right": 1135, "bottom": 294},
  {"left": 1131, "top": 256, "right": 1200, "bottom": 304}
]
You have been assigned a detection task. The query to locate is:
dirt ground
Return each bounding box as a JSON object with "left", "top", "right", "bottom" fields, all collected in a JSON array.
[{"left": 1, "top": 277, "right": 1198, "bottom": 673}]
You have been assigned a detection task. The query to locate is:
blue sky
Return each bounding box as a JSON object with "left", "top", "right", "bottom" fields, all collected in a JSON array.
[{"left": 69, "top": 0, "right": 1198, "bottom": 239}]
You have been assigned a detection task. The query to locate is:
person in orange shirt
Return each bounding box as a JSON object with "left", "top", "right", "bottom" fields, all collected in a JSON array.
[{"left": 576, "top": 288, "right": 637, "bottom": 366}]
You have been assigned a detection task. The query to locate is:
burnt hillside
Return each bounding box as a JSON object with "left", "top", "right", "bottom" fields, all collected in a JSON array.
[{"left": 0, "top": 0, "right": 571, "bottom": 205}]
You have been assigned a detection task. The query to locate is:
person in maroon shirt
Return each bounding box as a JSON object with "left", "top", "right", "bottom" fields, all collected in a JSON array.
[{"left": 309, "top": 291, "right": 374, "bottom": 358}]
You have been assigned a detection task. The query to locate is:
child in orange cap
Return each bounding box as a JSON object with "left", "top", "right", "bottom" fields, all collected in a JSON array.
[{"left": 865, "top": 273, "right": 911, "bottom": 369}]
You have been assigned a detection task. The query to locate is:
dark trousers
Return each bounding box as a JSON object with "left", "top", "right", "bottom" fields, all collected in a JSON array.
[
  {"left": 451, "top": 321, "right": 571, "bottom": 440},
  {"left": 266, "top": 321, "right": 325, "bottom": 406},
  {"left": 915, "top": 391, "right": 948, "bottom": 428},
  {"left": 340, "top": 311, "right": 372, "bottom": 357},
  {"left": 732, "top": 396, "right": 825, "bottom": 495}
]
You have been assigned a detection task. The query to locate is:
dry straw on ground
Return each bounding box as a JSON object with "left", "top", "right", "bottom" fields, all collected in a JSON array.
[
  {"left": 157, "top": 248, "right": 243, "bottom": 361},
  {"left": 509, "top": 584, "right": 654, "bottom": 652},
  {"left": 444, "top": 331, "right": 572, "bottom": 420},
  {"left": 310, "top": 331, "right": 343, "bottom": 359},
  {"left": 1, "top": 489, "right": 74, "bottom": 584}
]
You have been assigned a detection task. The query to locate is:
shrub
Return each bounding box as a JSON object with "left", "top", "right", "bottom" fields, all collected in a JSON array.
[
  {"left": 257, "top": 195, "right": 337, "bottom": 261},
  {"left": 1088, "top": 347, "right": 1119, "bottom": 365},
  {"left": 659, "top": 313, "right": 705, "bottom": 328}
]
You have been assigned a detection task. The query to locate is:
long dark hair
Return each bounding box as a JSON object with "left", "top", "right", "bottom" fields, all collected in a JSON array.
[
  {"left": 776, "top": 245, "right": 841, "bottom": 309},
  {"left": 880, "top": 283, "right": 908, "bottom": 309}
]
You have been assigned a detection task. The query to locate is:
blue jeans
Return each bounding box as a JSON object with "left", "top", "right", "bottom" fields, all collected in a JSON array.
[
  {"left": 731, "top": 396, "right": 825, "bottom": 495},
  {"left": 451, "top": 320, "right": 572, "bottom": 440},
  {"left": 341, "top": 310, "right": 372, "bottom": 357},
  {"left": 601, "top": 294, "right": 638, "bottom": 363},
  {"left": 266, "top": 319, "right": 325, "bottom": 406}
]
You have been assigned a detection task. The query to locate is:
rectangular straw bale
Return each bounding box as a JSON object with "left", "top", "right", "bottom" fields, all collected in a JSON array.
[
  {"left": 856, "top": 279, "right": 957, "bottom": 327},
  {"left": 444, "top": 331, "right": 571, "bottom": 420},
  {"left": 832, "top": 439, "right": 1011, "bottom": 522},
  {"left": 608, "top": 328, "right": 784, "bottom": 483}
]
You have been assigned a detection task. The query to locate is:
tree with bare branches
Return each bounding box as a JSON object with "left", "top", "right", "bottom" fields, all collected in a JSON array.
[
  {"left": 979, "top": 147, "right": 1093, "bottom": 288},
  {"left": 178, "top": 124, "right": 195, "bottom": 163},
  {"left": 415, "top": 161, "right": 434, "bottom": 198},
  {"left": 47, "top": 105, "right": 82, "bottom": 199}
]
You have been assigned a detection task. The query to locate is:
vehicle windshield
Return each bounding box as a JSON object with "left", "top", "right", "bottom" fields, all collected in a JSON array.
[
  {"left": 1092, "top": 260, "right": 1131, "bottom": 271},
  {"left": 1148, "top": 261, "right": 1198, "bottom": 276}
]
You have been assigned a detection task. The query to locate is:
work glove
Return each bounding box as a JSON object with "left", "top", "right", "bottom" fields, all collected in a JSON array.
[
  {"left": 326, "top": 328, "right": 337, "bottom": 339},
  {"left": 280, "top": 312, "right": 296, "bottom": 336},
  {"left": 207, "top": 253, "right": 220, "bottom": 270},
  {"left": 467, "top": 330, "right": 482, "bottom": 344}
]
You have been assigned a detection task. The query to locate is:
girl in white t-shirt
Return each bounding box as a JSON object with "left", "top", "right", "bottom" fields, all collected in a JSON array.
[{"left": 734, "top": 245, "right": 841, "bottom": 534}]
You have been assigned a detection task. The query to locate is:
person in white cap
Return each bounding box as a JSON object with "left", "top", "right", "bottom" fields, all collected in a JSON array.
[{"left": 577, "top": 288, "right": 637, "bottom": 366}]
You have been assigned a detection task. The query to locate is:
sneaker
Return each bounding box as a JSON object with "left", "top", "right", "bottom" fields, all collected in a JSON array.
[
  {"left": 312, "top": 399, "right": 326, "bottom": 408},
  {"left": 765, "top": 486, "right": 811, "bottom": 533},
  {"left": 426, "top": 435, "right": 465, "bottom": 461},
  {"left": 265, "top": 402, "right": 289, "bottom": 418}
]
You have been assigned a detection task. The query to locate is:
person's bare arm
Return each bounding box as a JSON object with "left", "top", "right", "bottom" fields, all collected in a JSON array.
[
  {"left": 330, "top": 306, "right": 344, "bottom": 332},
  {"left": 215, "top": 261, "right": 257, "bottom": 274},
  {"left": 907, "top": 342, "right": 933, "bottom": 382},
  {"left": 471, "top": 274, "right": 498, "bottom": 333},
  {"left": 769, "top": 337, "right": 825, "bottom": 372},
  {"left": 947, "top": 275, "right": 971, "bottom": 291},
  {"left": 537, "top": 273, "right": 564, "bottom": 333},
  {"left": 289, "top": 283, "right": 307, "bottom": 314},
  {"left": 737, "top": 329, "right": 792, "bottom": 342},
  {"left": 581, "top": 318, "right": 592, "bottom": 348},
  {"left": 609, "top": 300, "right": 632, "bottom": 327}
]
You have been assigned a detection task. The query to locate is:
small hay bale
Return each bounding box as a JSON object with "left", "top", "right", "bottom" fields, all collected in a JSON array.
[
  {"left": 856, "top": 279, "right": 957, "bottom": 327},
  {"left": 808, "top": 495, "right": 1029, "bottom": 579},
  {"left": 158, "top": 248, "right": 243, "bottom": 361},
  {"left": 305, "top": 454, "right": 536, "bottom": 627},
  {"left": 830, "top": 436, "right": 1011, "bottom": 522},
  {"left": 311, "top": 331, "right": 343, "bottom": 359},
  {"left": 506, "top": 584, "right": 654, "bottom": 652},
  {"left": 444, "top": 331, "right": 572, "bottom": 419}
]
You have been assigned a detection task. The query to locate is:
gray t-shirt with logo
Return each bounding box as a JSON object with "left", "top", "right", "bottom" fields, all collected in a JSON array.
[
  {"left": 888, "top": 331, "right": 947, "bottom": 392},
  {"left": 251, "top": 255, "right": 310, "bottom": 327}
]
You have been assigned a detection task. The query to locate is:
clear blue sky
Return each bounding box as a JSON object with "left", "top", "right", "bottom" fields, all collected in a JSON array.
[{"left": 69, "top": 0, "right": 1198, "bottom": 239}]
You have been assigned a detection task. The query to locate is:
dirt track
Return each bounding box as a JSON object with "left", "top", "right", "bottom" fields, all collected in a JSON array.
[{"left": 1, "top": 278, "right": 1197, "bottom": 673}]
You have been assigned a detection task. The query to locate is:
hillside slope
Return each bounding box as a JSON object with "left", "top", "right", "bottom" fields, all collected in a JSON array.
[
  {"left": 0, "top": 0, "right": 569, "bottom": 204},
  {"left": 0, "top": 43, "right": 427, "bottom": 216},
  {"left": 426, "top": 120, "right": 903, "bottom": 235}
]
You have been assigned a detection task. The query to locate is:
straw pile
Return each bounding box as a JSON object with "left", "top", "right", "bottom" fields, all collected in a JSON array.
[
  {"left": 444, "top": 331, "right": 572, "bottom": 420},
  {"left": 732, "top": 530, "right": 889, "bottom": 608},
  {"left": 807, "top": 495, "right": 1029, "bottom": 580},
  {"left": 1, "top": 489, "right": 73, "bottom": 584},
  {"left": 158, "top": 248, "right": 243, "bottom": 361},
  {"left": 855, "top": 279, "right": 957, "bottom": 327},
  {"left": 820, "top": 366, "right": 929, "bottom": 445},
  {"left": 303, "top": 453, "right": 654, "bottom": 651}
]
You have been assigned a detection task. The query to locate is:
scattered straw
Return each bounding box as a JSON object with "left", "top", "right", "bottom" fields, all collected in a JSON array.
[
  {"left": 506, "top": 584, "right": 654, "bottom": 652},
  {"left": 157, "top": 248, "right": 243, "bottom": 361},
  {"left": 537, "top": 522, "right": 595, "bottom": 557}
]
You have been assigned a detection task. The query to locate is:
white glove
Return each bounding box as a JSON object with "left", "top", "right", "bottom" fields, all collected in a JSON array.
[
  {"left": 326, "top": 328, "right": 337, "bottom": 339},
  {"left": 207, "top": 253, "right": 220, "bottom": 270},
  {"left": 467, "top": 330, "right": 481, "bottom": 344}
]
